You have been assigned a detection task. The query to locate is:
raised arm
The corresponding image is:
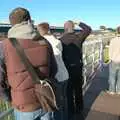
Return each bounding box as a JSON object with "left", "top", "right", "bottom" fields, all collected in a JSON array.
[{"left": 75, "top": 22, "right": 92, "bottom": 43}]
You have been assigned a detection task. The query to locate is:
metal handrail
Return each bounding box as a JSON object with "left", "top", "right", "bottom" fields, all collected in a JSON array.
[{"left": 83, "top": 39, "right": 102, "bottom": 85}]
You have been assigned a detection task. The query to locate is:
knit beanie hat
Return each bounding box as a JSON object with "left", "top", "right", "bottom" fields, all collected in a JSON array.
[{"left": 9, "top": 7, "right": 31, "bottom": 25}]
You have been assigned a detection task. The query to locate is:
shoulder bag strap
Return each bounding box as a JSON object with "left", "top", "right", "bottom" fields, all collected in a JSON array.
[{"left": 9, "top": 38, "right": 41, "bottom": 83}]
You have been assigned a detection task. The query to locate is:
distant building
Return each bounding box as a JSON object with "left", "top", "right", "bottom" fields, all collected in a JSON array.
[
  {"left": 0, "top": 23, "right": 11, "bottom": 37},
  {"left": 0, "top": 23, "right": 81, "bottom": 38}
]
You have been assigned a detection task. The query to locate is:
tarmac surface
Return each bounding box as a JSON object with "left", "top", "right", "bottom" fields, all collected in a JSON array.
[{"left": 75, "top": 65, "right": 120, "bottom": 120}]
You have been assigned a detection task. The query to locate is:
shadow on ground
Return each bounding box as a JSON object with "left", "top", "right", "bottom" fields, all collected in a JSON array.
[
  {"left": 80, "top": 65, "right": 110, "bottom": 120},
  {"left": 72, "top": 64, "right": 120, "bottom": 120}
]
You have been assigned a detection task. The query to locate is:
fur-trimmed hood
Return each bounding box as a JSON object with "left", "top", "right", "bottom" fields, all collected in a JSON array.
[{"left": 8, "top": 21, "right": 40, "bottom": 39}]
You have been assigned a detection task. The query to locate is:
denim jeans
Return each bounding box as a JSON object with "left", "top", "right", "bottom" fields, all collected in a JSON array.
[
  {"left": 14, "top": 108, "right": 54, "bottom": 120},
  {"left": 109, "top": 61, "right": 120, "bottom": 92}
]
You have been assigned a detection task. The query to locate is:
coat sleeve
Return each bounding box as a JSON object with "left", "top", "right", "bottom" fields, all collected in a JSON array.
[
  {"left": 47, "top": 42, "right": 57, "bottom": 79},
  {"left": 77, "top": 22, "right": 92, "bottom": 44}
]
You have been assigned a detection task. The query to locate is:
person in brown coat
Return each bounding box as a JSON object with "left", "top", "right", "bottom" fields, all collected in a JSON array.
[
  {"left": 60, "top": 20, "right": 92, "bottom": 119},
  {"left": 0, "top": 7, "right": 57, "bottom": 120}
]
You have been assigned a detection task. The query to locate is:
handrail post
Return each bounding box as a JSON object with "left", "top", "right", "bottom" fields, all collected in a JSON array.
[
  {"left": 92, "top": 45, "right": 95, "bottom": 73},
  {"left": 99, "top": 35, "right": 104, "bottom": 70}
]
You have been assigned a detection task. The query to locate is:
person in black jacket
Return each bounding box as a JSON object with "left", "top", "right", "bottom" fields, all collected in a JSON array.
[{"left": 60, "top": 20, "right": 92, "bottom": 119}]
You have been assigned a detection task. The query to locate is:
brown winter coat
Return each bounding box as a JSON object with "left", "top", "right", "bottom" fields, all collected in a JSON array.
[{"left": 3, "top": 38, "right": 57, "bottom": 112}]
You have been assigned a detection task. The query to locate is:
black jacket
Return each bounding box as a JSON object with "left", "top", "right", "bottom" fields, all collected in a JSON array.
[{"left": 60, "top": 22, "right": 92, "bottom": 76}]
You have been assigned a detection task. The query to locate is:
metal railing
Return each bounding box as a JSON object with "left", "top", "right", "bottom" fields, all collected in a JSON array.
[
  {"left": 0, "top": 38, "right": 104, "bottom": 120},
  {"left": 82, "top": 39, "right": 103, "bottom": 91}
]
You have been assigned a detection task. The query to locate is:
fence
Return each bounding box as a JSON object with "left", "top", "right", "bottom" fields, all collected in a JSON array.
[
  {"left": 0, "top": 39, "right": 104, "bottom": 120},
  {"left": 82, "top": 39, "right": 103, "bottom": 91}
]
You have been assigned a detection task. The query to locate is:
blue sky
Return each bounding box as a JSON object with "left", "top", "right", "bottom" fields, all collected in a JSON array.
[{"left": 1, "top": 0, "right": 120, "bottom": 29}]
